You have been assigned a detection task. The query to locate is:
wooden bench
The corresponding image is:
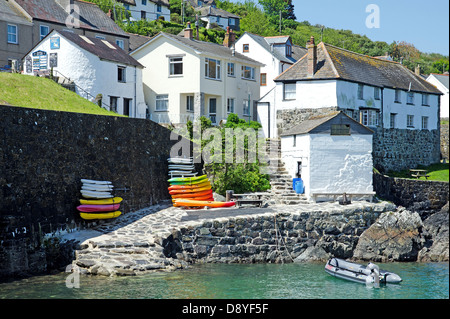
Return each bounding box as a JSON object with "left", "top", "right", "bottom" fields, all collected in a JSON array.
[
  {"left": 311, "top": 192, "right": 376, "bottom": 203},
  {"left": 409, "top": 169, "right": 430, "bottom": 179}
]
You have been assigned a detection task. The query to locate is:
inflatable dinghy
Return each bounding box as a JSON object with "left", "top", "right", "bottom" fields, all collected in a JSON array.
[{"left": 325, "top": 258, "right": 402, "bottom": 284}]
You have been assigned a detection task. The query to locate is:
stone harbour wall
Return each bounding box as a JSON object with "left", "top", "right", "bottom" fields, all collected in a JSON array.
[{"left": 0, "top": 105, "right": 198, "bottom": 279}]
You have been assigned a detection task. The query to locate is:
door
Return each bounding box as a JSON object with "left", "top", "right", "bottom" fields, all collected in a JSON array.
[{"left": 209, "top": 98, "right": 217, "bottom": 124}]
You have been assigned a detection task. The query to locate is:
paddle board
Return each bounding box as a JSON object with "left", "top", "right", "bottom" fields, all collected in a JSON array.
[
  {"left": 81, "top": 179, "right": 112, "bottom": 185},
  {"left": 77, "top": 204, "right": 120, "bottom": 212},
  {"left": 171, "top": 189, "right": 213, "bottom": 198},
  {"left": 168, "top": 174, "right": 207, "bottom": 183},
  {"left": 80, "top": 197, "right": 123, "bottom": 205},
  {"left": 174, "top": 199, "right": 236, "bottom": 208},
  {"left": 168, "top": 181, "right": 211, "bottom": 190},
  {"left": 79, "top": 211, "right": 122, "bottom": 220}
]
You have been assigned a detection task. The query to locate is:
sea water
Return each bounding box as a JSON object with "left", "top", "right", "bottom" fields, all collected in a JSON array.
[{"left": 0, "top": 262, "right": 448, "bottom": 299}]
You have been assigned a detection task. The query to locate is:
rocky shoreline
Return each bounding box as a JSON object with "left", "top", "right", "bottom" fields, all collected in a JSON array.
[{"left": 60, "top": 199, "right": 448, "bottom": 277}]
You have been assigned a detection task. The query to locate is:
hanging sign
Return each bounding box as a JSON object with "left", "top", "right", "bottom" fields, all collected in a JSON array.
[{"left": 50, "top": 36, "right": 60, "bottom": 50}]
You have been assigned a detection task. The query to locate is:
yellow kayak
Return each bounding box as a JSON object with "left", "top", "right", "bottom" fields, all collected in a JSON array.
[
  {"left": 79, "top": 197, "right": 123, "bottom": 205},
  {"left": 80, "top": 211, "right": 122, "bottom": 220}
]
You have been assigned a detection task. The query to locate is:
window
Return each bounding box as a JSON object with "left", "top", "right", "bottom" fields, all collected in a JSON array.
[
  {"left": 7, "top": 24, "right": 18, "bottom": 44},
  {"left": 360, "top": 109, "right": 379, "bottom": 127},
  {"left": 422, "top": 116, "right": 428, "bottom": 129},
  {"left": 186, "top": 95, "right": 194, "bottom": 112},
  {"left": 142, "top": 0, "right": 147, "bottom": 5},
  {"left": 407, "top": 92, "right": 414, "bottom": 105},
  {"left": 110, "top": 96, "right": 118, "bottom": 112},
  {"left": 283, "top": 83, "right": 296, "bottom": 100},
  {"left": 243, "top": 44, "right": 249, "bottom": 52},
  {"left": 243, "top": 100, "right": 250, "bottom": 116},
  {"left": 209, "top": 98, "right": 217, "bottom": 124},
  {"left": 123, "top": 98, "right": 132, "bottom": 116},
  {"left": 374, "top": 87, "right": 380, "bottom": 100},
  {"left": 118, "top": 66, "right": 126, "bottom": 82},
  {"left": 422, "top": 94, "right": 429, "bottom": 106},
  {"left": 169, "top": 57, "right": 183, "bottom": 76},
  {"left": 116, "top": 39, "right": 124, "bottom": 49},
  {"left": 156, "top": 94, "right": 169, "bottom": 111},
  {"left": 157, "top": 4, "right": 162, "bottom": 12},
  {"left": 229, "top": 18, "right": 236, "bottom": 26},
  {"left": 205, "top": 58, "right": 221, "bottom": 80},
  {"left": 394, "top": 89, "right": 401, "bottom": 103},
  {"left": 40, "top": 25, "right": 49, "bottom": 40},
  {"left": 227, "top": 62, "right": 235, "bottom": 76},
  {"left": 390, "top": 113, "right": 397, "bottom": 128},
  {"left": 141, "top": 11, "right": 146, "bottom": 20},
  {"left": 293, "top": 135, "right": 296, "bottom": 147},
  {"left": 260, "top": 73, "right": 267, "bottom": 86},
  {"left": 407, "top": 115, "right": 414, "bottom": 128},
  {"left": 345, "top": 109, "right": 354, "bottom": 119},
  {"left": 241, "top": 65, "right": 255, "bottom": 80},
  {"left": 331, "top": 124, "right": 351, "bottom": 136},
  {"left": 286, "top": 44, "right": 292, "bottom": 57},
  {"left": 357, "top": 84, "right": 364, "bottom": 100},
  {"left": 227, "top": 98, "right": 235, "bottom": 113}
]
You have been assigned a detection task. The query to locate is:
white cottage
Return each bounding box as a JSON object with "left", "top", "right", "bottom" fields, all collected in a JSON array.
[
  {"left": 426, "top": 73, "right": 449, "bottom": 118},
  {"left": 23, "top": 30, "right": 147, "bottom": 118},
  {"left": 280, "top": 111, "right": 374, "bottom": 202},
  {"left": 130, "top": 26, "right": 262, "bottom": 125},
  {"left": 118, "top": 0, "right": 171, "bottom": 22}
]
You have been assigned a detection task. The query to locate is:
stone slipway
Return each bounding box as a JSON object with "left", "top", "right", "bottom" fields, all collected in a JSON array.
[{"left": 64, "top": 200, "right": 396, "bottom": 277}]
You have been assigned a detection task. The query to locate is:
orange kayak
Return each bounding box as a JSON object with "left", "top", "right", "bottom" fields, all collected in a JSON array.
[
  {"left": 168, "top": 181, "right": 211, "bottom": 190},
  {"left": 171, "top": 189, "right": 213, "bottom": 198},
  {"left": 174, "top": 199, "right": 236, "bottom": 208},
  {"left": 169, "top": 186, "right": 211, "bottom": 195},
  {"left": 172, "top": 195, "right": 214, "bottom": 203}
]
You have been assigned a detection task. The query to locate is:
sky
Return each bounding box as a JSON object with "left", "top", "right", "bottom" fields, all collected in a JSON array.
[{"left": 229, "top": 0, "right": 449, "bottom": 55}]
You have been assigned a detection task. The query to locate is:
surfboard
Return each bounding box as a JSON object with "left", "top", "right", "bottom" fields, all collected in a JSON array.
[
  {"left": 81, "top": 184, "right": 114, "bottom": 191},
  {"left": 77, "top": 204, "right": 120, "bottom": 212},
  {"left": 79, "top": 211, "right": 122, "bottom": 220},
  {"left": 79, "top": 197, "right": 123, "bottom": 205},
  {"left": 81, "top": 190, "right": 113, "bottom": 199},
  {"left": 173, "top": 199, "right": 236, "bottom": 208}
]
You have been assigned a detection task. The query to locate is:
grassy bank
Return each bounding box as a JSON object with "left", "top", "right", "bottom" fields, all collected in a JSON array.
[
  {"left": 0, "top": 73, "right": 122, "bottom": 116},
  {"left": 387, "top": 163, "right": 449, "bottom": 182}
]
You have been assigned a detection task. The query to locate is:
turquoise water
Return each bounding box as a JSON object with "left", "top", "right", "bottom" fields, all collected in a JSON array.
[{"left": 0, "top": 262, "right": 448, "bottom": 299}]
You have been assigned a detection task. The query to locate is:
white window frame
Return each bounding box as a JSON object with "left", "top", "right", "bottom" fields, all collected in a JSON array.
[
  {"left": 374, "top": 87, "right": 380, "bottom": 100},
  {"left": 117, "top": 66, "right": 126, "bottom": 83},
  {"left": 169, "top": 56, "right": 183, "bottom": 76},
  {"left": 209, "top": 98, "right": 217, "bottom": 124},
  {"left": 115, "top": 39, "right": 124, "bottom": 49},
  {"left": 357, "top": 84, "right": 364, "bottom": 100},
  {"left": 390, "top": 113, "right": 397, "bottom": 128},
  {"left": 394, "top": 89, "right": 401, "bottom": 103},
  {"left": 407, "top": 92, "right": 414, "bottom": 105},
  {"left": 156, "top": 94, "right": 169, "bottom": 111},
  {"left": 7, "top": 24, "right": 18, "bottom": 44},
  {"left": 407, "top": 114, "right": 414, "bottom": 128},
  {"left": 186, "top": 95, "right": 194, "bottom": 112},
  {"left": 227, "top": 62, "right": 235, "bottom": 77},
  {"left": 40, "top": 25, "right": 49, "bottom": 40},
  {"left": 361, "top": 109, "right": 379, "bottom": 127},
  {"left": 243, "top": 99, "right": 250, "bottom": 116},
  {"left": 422, "top": 94, "right": 429, "bottom": 106},
  {"left": 227, "top": 98, "right": 235, "bottom": 113},
  {"left": 205, "top": 58, "right": 221, "bottom": 80},
  {"left": 241, "top": 65, "right": 255, "bottom": 80},
  {"left": 283, "top": 83, "right": 296, "bottom": 100},
  {"left": 421, "top": 116, "right": 428, "bottom": 129}
]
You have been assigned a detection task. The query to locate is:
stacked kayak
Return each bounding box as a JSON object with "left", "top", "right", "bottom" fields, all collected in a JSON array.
[
  {"left": 167, "top": 174, "right": 235, "bottom": 208},
  {"left": 168, "top": 157, "right": 197, "bottom": 178},
  {"left": 77, "top": 179, "right": 122, "bottom": 220}
]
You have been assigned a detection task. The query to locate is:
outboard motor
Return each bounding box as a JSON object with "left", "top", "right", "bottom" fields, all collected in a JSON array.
[{"left": 366, "top": 263, "right": 380, "bottom": 288}]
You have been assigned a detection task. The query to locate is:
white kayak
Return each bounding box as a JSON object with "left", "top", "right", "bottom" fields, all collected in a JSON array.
[
  {"left": 81, "top": 179, "right": 112, "bottom": 185},
  {"left": 81, "top": 184, "right": 114, "bottom": 191},
  {"left": 81, "top": 190, "right": 113, "bottom": 199}
]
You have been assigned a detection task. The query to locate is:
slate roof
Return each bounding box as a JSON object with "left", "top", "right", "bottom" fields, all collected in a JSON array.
[
  {"left": 127, "top": 33, "right": 152, "bottom": 52},
  {"left": 50, "top": 30, "right": 142, "bottom": 67},
  {"left": 0, "top": 0, "right": 32, "bottom": 25},
  {"left": 198, "top": 5, "right": 240, "bottom": 19},
  {"left": 280, "top": 111, "right": 373, "bottom": 136},
  {"left": 240, "top": 32, "right": 306, "bottom": 64},
  {"left": 275, "top": 42, "right": 442, "bottom": 95},
  {"left": 13, "top": 0, "right": 128, "bottom": 37},
  {"left": 429, "top": 73, "right": 449, "bottom": 90},
  {"left": 136, "top": 32, "right": 263, "bottom": 66}
]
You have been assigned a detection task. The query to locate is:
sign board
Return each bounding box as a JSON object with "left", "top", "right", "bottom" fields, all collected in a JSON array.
[
  {"left": 50, "top": 37, "right": 60, "bottom": 50},
  {"left": 32, "top": 50, "right": 48, "bottom": 71},
  {"left": 50, "top": 53, "right": 58, "bottom": 68}
]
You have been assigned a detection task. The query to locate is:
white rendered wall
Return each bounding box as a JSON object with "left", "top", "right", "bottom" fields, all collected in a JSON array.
[
  {"left": 425, "top": 75, "right": 449, "bottom": 118},
  {"left": 128, "top": 1, "right": 170, "bottom": 22}
]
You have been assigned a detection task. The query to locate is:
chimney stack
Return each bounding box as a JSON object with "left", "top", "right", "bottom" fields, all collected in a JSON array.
[
  {"left": 184, "top": 22, "right": 193, "bottom": 40},
  {"left": 223, "top": 26, "right": 235, "bottom": 48},
  {"left": 415, "top": 64, "right": 421, "bottom": 76},
  {"left": 307, "top": 36, "right": 317, "bottom": 77}
]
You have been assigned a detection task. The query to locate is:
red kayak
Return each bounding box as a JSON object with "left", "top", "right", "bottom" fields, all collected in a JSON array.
[
  {"left": 171, "top": 189, "right": 213, "bottom": 198},
  {"left": 77, "top": 203, "right": 120, "bottom": 212}
]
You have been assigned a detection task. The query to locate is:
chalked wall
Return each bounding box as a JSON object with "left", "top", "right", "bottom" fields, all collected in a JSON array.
[{"left": 0, "top": 105, "right": 198, "bottom": 278}]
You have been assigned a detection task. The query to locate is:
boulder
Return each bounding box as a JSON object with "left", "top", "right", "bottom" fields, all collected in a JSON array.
[
  {"left": 294, "top": 246, "right": 330, "bottom": 263},
  {"left": 418, "top": 202, "right": 449, "bottom": 262},
  {"left": 353, "top": 208, "right": 424, "bottom": 262}
]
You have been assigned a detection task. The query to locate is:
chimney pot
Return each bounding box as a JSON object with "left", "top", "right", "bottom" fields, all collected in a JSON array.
[
  {"left": 415, "top": 64, "right": 421, "bottom": 76},
  {"left": 223, "top": 27, "right": 235, "bottom": 48},
  {"left": 307, "top": 36, "right": 317, "bottom": 77}
]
